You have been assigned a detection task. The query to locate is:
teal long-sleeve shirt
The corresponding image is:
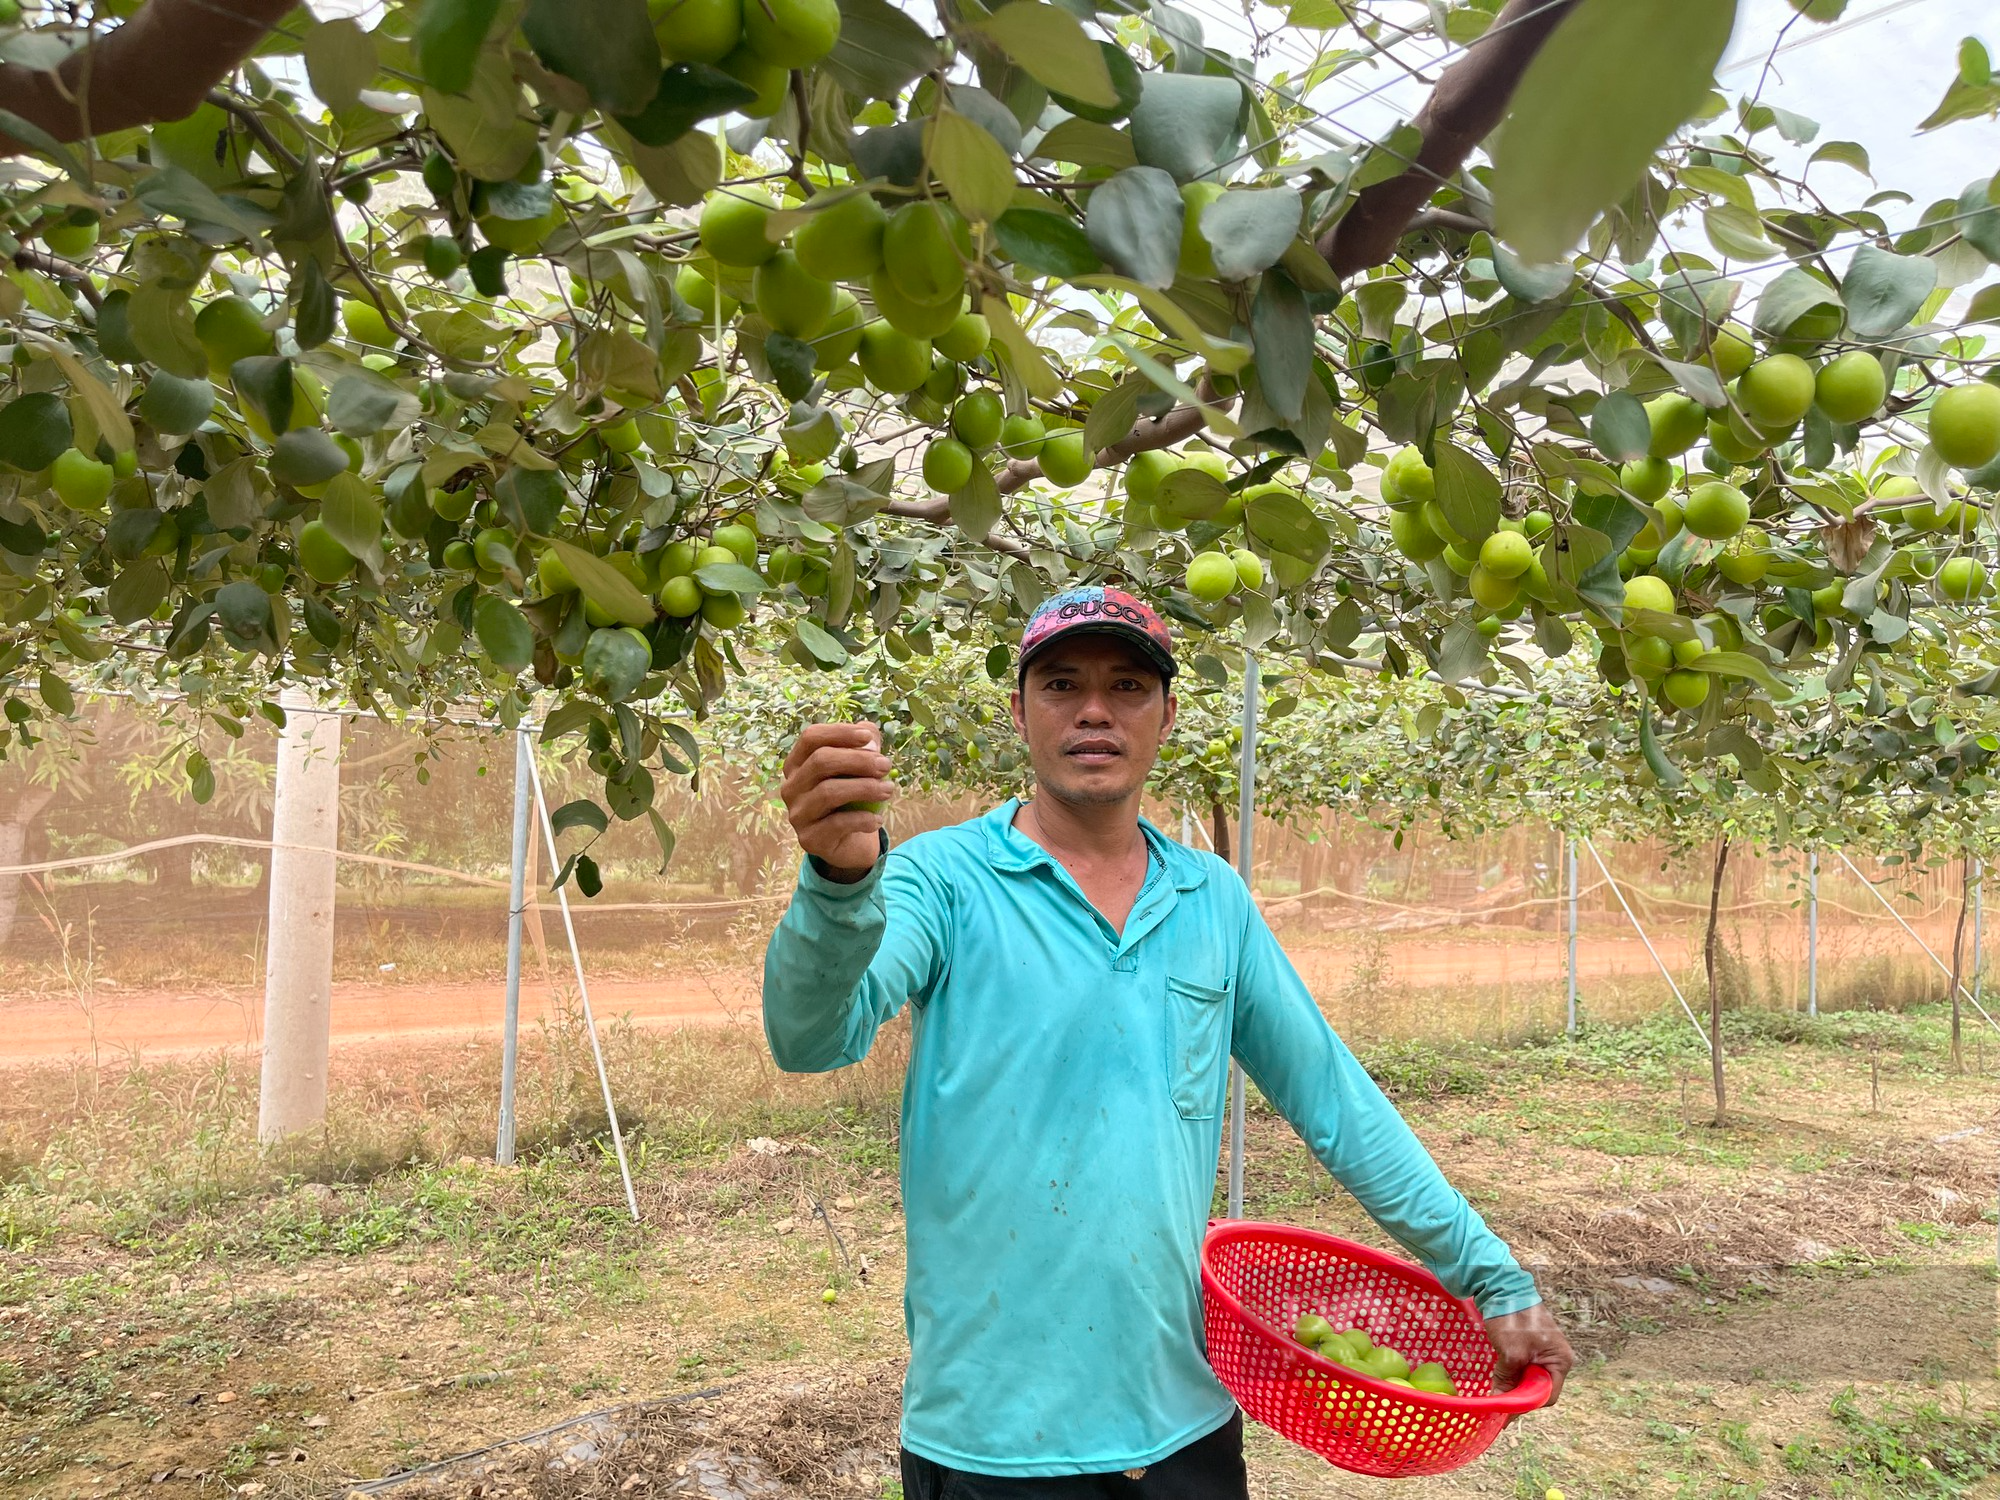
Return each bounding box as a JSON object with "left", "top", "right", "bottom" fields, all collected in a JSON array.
[{"left": 761, "top": 800, "right": 1540, "bottom": 1477}]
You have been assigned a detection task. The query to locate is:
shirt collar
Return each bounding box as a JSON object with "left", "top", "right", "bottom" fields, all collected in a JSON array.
[{"left": 981, "top": 798, "right": 1210, "bottom": 892}]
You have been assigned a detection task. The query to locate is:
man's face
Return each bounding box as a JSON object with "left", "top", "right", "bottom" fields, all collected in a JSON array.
[{"left": 1010, "top": 635, "right": 1176, "bottom": 808}]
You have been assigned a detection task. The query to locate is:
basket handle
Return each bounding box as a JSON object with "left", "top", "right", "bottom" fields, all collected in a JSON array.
[{"left": 1491, "top": 1361, "right": 1555, "bottom": 1414}]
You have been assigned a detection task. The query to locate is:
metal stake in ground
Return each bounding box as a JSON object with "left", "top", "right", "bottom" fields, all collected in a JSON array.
[
  {"left": 1226, "top": 653, "right": 1258, "bottom": 1221},
  {"left": 524, "top": 743, "right": 641, "bottom": 1221},
  {"left": 1807, "top": 849, "right": 1818, "bottom": 1020},
  {"left": 496, "top": 727, "right": 533, "bottom": 1166},
  {"left": 1565, "top": 836, "right": 1578, "bottom": 1036}
]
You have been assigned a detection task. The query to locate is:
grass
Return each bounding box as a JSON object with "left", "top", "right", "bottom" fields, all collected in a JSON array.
[{"left": 0, "top": 999, "right": 1992, "bottom": 1498}]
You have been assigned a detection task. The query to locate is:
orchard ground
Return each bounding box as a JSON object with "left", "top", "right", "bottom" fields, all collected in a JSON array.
[{"left": 1, "top": 986, "right": 1995, "bottom": 1499}]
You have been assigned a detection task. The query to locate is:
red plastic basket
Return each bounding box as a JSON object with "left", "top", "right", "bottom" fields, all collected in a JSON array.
[{"left": 1201, "top": 1220, "right": 1552, "bottom": 1478}]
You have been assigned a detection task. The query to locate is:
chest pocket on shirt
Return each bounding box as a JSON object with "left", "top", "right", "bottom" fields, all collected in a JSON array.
[{"left": 1166, "top": 974, "right": 1232, "bottom": 1120}]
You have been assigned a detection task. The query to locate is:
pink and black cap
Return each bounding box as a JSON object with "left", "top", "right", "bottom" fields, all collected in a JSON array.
[{"left": 1017, "top": 586, "right": 1177, "bottom": 683}]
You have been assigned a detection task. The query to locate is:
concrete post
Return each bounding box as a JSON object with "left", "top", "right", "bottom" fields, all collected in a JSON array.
[{"left": 258, "top": 690, "right": 343, "bottom": 1142}]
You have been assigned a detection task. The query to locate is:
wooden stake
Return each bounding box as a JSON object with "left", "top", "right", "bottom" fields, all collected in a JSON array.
[
  {"left": 1870, "top": 1045, "right": 1880, "bottom": 1114},
  {"left": 1706, "top": 837, "right": 1731, "bottom": 1127}
]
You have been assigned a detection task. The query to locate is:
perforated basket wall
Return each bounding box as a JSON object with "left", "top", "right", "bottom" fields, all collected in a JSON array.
[{"left": 1200, "top": 1221, "right": 1548, "bottom": 1478}]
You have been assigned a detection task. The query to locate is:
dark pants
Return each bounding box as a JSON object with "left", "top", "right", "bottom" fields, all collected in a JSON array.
[{"left": 899, "top": 1412, "right": 1248, "bottom": 1499}]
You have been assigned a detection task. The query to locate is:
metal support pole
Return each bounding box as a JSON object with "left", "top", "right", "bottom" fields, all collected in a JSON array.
[
  {"left": 496, "top": 728, "right": 533, "bottom": 1166},
  {"left": 1806, "top": 850, "right": 1819, "bottom": 1020},
  {"left": 1226, "top": 654, "right": 1257, "bottom": 1221},
  {"left": 1975, "top": 858, "right": 1984, "bottom": 1012},
  {"left": 1833, "top": 847, "right": 2000, "bottom": 1036},
  {"left": 524, "top": 744, "right": 642, "bottom": 1221},
  {"left": 1581, "top": 839, "right": 1713, "bottom": 1050},
  {"left": 1565, "top": 837, "right": 1578, "bottom": 1036}
]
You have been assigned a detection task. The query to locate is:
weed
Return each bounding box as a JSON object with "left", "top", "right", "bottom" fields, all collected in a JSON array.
[{"left": 1779, "top": 1387, "right": 2000, "bottom": 1496}]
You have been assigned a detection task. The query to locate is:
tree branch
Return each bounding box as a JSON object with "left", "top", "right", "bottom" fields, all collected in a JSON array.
[
  {"left": 1317, "top": 0, "right": 1582, "bottom": 277},
  {"left": 994, "top": 398, "right": 1219, "bottom": 498},
  {"left": 0, "top": 0, "right": 300, "bottom": 154}
]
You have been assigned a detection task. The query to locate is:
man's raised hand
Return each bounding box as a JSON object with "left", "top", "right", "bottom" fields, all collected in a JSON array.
[{"left": 781, "top": 722, "right": 893, "bottom": 881}]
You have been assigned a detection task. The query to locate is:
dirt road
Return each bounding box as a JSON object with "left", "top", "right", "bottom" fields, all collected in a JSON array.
[{"left": 0, "top": 929, "right": 1752, "bottom": 1067}]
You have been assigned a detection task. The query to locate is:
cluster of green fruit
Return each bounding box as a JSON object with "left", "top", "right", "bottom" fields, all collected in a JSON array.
[{"left": 1291, "top": 1314, "right": 1459, "bottom": 1396}]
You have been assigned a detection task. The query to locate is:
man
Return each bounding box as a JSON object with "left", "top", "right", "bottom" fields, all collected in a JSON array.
[{"left": 763, "top": 585, "right": 1574, "bottom": 1497}]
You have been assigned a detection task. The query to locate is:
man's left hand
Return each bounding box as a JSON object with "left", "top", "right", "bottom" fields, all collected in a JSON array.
[{"left": 1484, "top": 1303, "right": 1575, "bottom": 1415}]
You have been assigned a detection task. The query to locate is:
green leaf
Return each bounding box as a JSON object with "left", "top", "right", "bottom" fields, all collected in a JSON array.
[
  {"left": 271, "top": 430, "right": 352, "bottom": 489},
  {"left": 498, "top": 467, "right": 565, "bottom": 534},
  {"left": 1030, "top": 117, "right": 1136, "bottom": 169},
  {"left": 1703, "top": 202, "right": 1770, "bottom": 260},
  {"left": 794, "top": 618, "right": 850, "bottom": 667},
  {"left": 127, "top": 283, "right": 207, "bottom": 379},
  {"left": 928, "top": 109, "right": 1016, "bottom": 226},
  {"left": 1435, "top": 619, "right": 1488, "bottom": 684},
  {"left": 1127, "top": 72, "right": 1243, "bottom": 183},
  {"left": 1085, "top": 167, "right": 1184, "bottom": 290},
  {"left": 1201, "top": 188, "right": 1301, "bottom": 281},
  {"left": 230, "top": 356, "right": 293, "bottom": 437},
  {"left": 1655, "top": 355, "right": 1726, "bottom": 409},
  {"left": 551, "top": 798, "right": 609, "bottom": 837},
  {"left": 213, "top": 579, "right": 273, "bottom": 644},
  {"left": 304, "top": 17, "right": 377, "bottom": 113},
  {"left": 949, "top": 462, "right": 1003, "bottom": 540},
  {"left": 551, "top": 539, "right": 656, "bottom": 626},
  {"left": 523, "top": 0, "right": 662, "bottom": 115},
  {"left": 1491, "top": 245, "right": 1575, "bottom": 304},
  {"left": 1157, "top": 467, "right": 1227, "bottom": 521},
  {"left": 474, "top": 594, "right": 535, "bottom": 671},
  {"left": 614, "top": 64, "right": 756, "bottom": 147},
  {"left": 328, "top": 370, "right": 421, "bottom": 437},
  {"left": 1967, "top": 283, "right": 2000, "bottom": 324},
  {"left": 1352, "top": 123, "right": 1423, "bottom": 189},
  {"left": 1955, "top": 178, "right": 2000, "bottom": 264},
  {"left": 1752, "top": 266, "right": 1841, "bottom": 337},
  {"left": 969, "top": 3, "right": 1118, "bottom": 109},
  {"left": 1840, "top": 244, "right": 1936, "bottom": 340},
  {"left": 317, "top": 472, "right": 383, "bottom": 563},
  {"left": 414, "top": 0, "right": 502, "bottom": 93},
  {"left": 1808, "top": 139, "right": 1870, "bottom": 177},
  {"left": 1082, "top": 376, "right": 1142, "bottom": 453},
  {"left": 423, "top": 53, "right": 540, "bottom": 182},
  {"left": 825, "top": 0, "right": 941, "bottom": 100},
  {"left": 1638, "top": 696, "right": 1684, "bottom": 787},
  {"left": 1433, "top": 442, "right": 1502, "bottom": 542},
  {"left": 1692, "top": 649, "right": 1785, "bottom": 694},
  {"left": 106, "top": 560, "right": 168, "bottom": 625},
  {"left": 0, "top": 392, "right": 71, "bottom": 470},
  {"left": 1245, "top": 485, "right": 1328, "bottom": 566},
  {"left": 1048, "top": 42, "right": 1142, "bottom": 125},
  {"left": 293, "top": 259, "right": 336, "bottom": 351},
  {"left": 37, "top": 668, "right": 73, "bottom": 717},
  {"left": 693, "top": 561, "right": 768, "bottom": 595},
  {"left": 1250, "top": 270, "right": 1310, "bottom": 423},
  {"left": 1590, "top": 390, "right": 1652, "bottom": 462},
  {"left": 1493, "top": 0, "right": 1738, "bottom": 262},
  {"left": 995, "top": 207, "right": 1101, "bottom": 276}
]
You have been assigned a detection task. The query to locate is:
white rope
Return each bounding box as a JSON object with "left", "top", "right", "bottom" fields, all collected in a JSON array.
[
  {"left": 524, "top": 742, "right": 641, "bottom": 1223},
  {"left": 1831, "top": 848, "right": 2000, "bottom": 1038},
  {"left": 1582, "top": 838, "right": 1713, "bottom": 1051}
]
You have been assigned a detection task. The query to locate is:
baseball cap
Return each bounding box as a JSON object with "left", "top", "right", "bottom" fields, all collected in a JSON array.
[{"left": 1017, "top": 586, "right": 1177, "bottom": 683}]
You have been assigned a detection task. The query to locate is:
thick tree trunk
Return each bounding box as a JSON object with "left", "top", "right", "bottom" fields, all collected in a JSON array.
[
  {"left": 0, "top": 0, "right": 298, "bottom": 155},
  {"left": 1318, "top": 0, "right": 1584, "bottom": 275},
  {"left": 1211, "top": 801, "right": 1230, "bottom": 865},
  {"left": 0, "top": 788, "right": 54, "bottom": 950},
  {"left": 1947, "top": 856, "right": 1970, "bottom": 1073},
  {"left": 1706, "top": 837, "right": 1730, "bottom": 1127}
]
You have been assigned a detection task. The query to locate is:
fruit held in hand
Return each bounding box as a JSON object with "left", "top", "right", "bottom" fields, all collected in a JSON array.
[{"left": 1186, "top": 552, "right": 1238, "bottom": 602}]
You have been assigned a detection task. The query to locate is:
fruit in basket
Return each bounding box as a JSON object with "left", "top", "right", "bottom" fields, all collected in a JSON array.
[
  {"left": 1411, "top": 1361, "right": 1458, "bottom": 1395},
  {"left": 1294, "top": 1314, "right": 1334, "bottom": 1348}
]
